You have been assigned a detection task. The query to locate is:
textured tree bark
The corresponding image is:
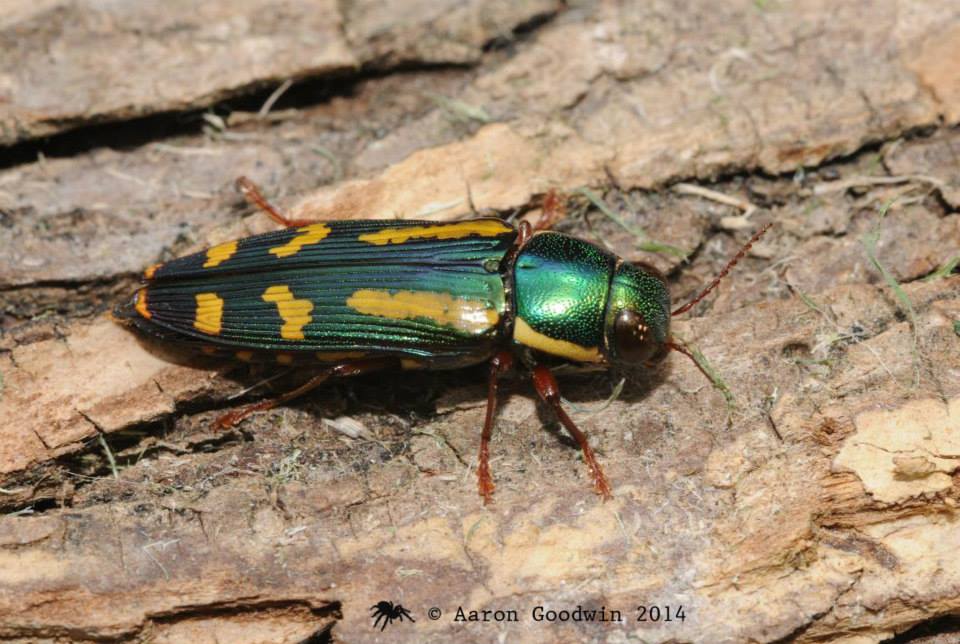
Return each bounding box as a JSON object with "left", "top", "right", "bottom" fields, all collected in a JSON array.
[{"left": 1, "top": 1, "right": 959, "bottom": 643}]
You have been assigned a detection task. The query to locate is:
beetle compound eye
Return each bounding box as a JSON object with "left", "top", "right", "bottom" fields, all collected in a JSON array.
[{"left": 613, "top": 309, "right": 662, "bottom": 364}]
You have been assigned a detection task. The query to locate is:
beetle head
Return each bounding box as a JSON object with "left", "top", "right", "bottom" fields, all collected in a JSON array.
[{"left": 602, "top": 261, "right": 671, "bottom": 366}]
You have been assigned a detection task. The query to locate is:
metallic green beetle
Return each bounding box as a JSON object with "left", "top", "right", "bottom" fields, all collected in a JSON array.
[{"left": 119, "top": 178, "right": 766, "bottom": 503}]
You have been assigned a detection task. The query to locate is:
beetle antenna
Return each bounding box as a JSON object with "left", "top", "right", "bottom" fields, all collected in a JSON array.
[{"left": 671, "top": 222, "right": 772, "bottom": 317}]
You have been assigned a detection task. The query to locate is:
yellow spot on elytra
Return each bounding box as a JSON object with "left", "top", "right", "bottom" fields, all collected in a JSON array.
[
  {"left": 276, "top": 353, "right": 294, "bottom": 365},
  {"left": 269, "top": 223, "right": 332, "bottom": 258},
  {"left": 134, "top": 288, "right": 151, "bottom": 319},
  {"left": 358, "top": 220, "right": 512, "bottom": 246},
  {"left": 203, "top": 241, "right": 238, "bottom": 268},
  {"left": 144, "top": 263, "right": 162, "bottom": 279},
  {"left": 513, "top": 317, "right": 602, "bottom": 363},
  {"left": 316, "top": 351, "right": 367, "bottom": 362},
  {"left": 262, "top": 285, "right": 314, "bottom": 340},
  {"left": 235, "top": 350, "right": 254, "bottom": 362},
  {"left": 346, "top": 289, "right": 498, "bottom": 334},
  {"left": 194, "top": 293, "right": 225, "bottom": 335}
]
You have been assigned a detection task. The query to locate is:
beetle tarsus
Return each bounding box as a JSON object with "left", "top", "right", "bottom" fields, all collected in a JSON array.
[
  {"left": 478, "top": 350, "right": 514, "bottom": 504},
  {"left": 215, "top": 371, "right": 333, "bottom": 429},
  {"left": 534, "top": 190, "right": 567, "bottom": 232},
  {"left": 531, "top": 365, "right": 613, "bottom": 500},
  {"left": 235, "top": 175, "right": 313, "bottom": 228},
  {"left": 215, "top": 358, "right": 396, "bottom": 430}
]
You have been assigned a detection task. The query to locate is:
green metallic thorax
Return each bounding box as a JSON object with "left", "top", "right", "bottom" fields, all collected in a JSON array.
[{"left": 512, "top": 232, "right": 613, "bottom": 361}]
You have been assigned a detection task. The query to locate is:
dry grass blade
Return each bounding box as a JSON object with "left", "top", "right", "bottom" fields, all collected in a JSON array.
[
  {"left": 577, "top": 187, "right": 687, "bottom": 257},
  {"left": 860, "top": 198, "right": 920, "bottom": 386},
  {"left": 922, "top": 255, "right": 959, "bottom": 282},
  {"left": 98, "top": 433, "right": 119, "bottom": 479},
  {"left": 669, "top": 335, "right": 735, "bottom": 411},
  {"left": 563, "top": 377, "right": 626, "bottom": 416}
]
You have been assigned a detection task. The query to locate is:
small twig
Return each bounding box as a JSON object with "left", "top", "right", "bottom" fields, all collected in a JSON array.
[
  {"left": 6, "top": 507, "right": 34, "bottom": 517},
  {"left": 259, "top": 79, "right": 294, "bottom": 117},
  {"left": 178, "top": 189, "right": 216, "bottom": 200},
  {"left": 150, "top": 143, "right": 221, "bottom": 157},
  {"left": 814, "top": 174, "right": 945, "bottom": 195},
  {"left": 202, "top": 112, "right": 227, "bottom": 132},
  {"left": 673, "top": 182, "right": 758, "bottom": 229}
]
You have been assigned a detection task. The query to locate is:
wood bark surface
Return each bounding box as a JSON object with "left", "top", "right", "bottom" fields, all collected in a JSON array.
[{"left": 1, "top": 1, "right": 959, "bottom": 643}]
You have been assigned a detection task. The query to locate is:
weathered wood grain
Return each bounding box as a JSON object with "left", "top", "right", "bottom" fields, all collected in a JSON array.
[{"left": 0, "top": 0, "right": 558, "bottom": 145}]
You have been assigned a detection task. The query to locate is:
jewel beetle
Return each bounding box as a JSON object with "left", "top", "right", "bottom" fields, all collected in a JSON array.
[{"left": 117, "top": 178, "right": 769, "bottom": 504}]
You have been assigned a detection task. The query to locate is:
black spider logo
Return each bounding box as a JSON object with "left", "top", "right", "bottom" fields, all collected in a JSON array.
[{"left": 370, "top": 600, "right": 415, "bottom": 630}]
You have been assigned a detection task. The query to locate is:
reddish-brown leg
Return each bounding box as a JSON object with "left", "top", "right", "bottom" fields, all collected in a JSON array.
[
  {"left": 478, "top": 351, "right": 514, "bottom": 505},
  {"left": 216, "top": 358, "right": 395, "bottom": 429},
  {"left": 531, "top": 365, "right": 613, "bottom": 500},
  {"left": 534, "top": 190, "right": 567, "bottom": 232},
  {"left": 516, "top": 220, "right": 532, "bottom": 246},
  {"left": 235, "top": 176, "right": 313, "bottom": 228}
]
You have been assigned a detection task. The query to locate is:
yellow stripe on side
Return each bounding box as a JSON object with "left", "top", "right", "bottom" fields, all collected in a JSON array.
[
  {"left": 203, "top": 241, "right": 238, "bottom": 268},
  {"left": 513, "top": 317, "right": 602, "bottom": 363},
  {"left": 134, "top": 288, "right": 151, "bottom": 319},
  {"left": 269, "top": 223, "right": 332, "bottom": 258},
  {"left": 346, "top": 289, "right": 499, "bottom": 334},
  {"left": 144, "top": 263, "right": 162, "bottom": 279},
  {"left": 262, "top": 285, "right": 314, "bottom": 340},
  {"left": 358, "top": 220, "right": 512, "bottom": 246},
  {"left": 194, "top": 293, "right": 225, "bottom": 335}
]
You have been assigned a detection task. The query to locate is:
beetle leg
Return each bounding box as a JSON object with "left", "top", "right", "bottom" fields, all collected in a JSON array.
[
  {"left": 533, "top": 189, "right": 567, "bottom": 232},
  {"left": 478, "top": 350, "right": 514, "bottom": 504},
  {"left": 215, "top": 358, "right": 395, "bottom": 429},
  {"left": 235, "top": 176, "right": 314, "bottom": 228},
  {"left": 530, "top": 365, "right": 613, "bottom": 500}
]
